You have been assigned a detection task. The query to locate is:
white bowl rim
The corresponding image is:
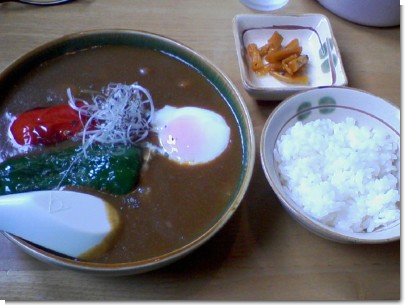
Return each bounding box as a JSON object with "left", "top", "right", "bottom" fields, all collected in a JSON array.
[{"left": 260, "top": 85, "right": 400, "bottom": 243}]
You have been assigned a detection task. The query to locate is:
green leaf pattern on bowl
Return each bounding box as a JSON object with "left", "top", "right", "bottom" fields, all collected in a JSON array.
[
  {"left": 319, "top": 38, "right": 337, "bottom": 73},
  {"left": 296, "top": 101, "right": 312, "bottom": 121},
  {"left": 296, "top": 96, "right": 336, "bottom": 121},
  {"left": 318, "top": 96, "right": 336, "bottom": 114}
]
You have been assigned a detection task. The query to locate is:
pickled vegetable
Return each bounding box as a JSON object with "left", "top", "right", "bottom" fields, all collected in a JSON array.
[{"left": 246, "top": 31, "right": 309, "bottom": 84}]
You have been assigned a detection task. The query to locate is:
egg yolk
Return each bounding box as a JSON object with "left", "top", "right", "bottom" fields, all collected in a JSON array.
[{"left": 153, "top": 106, "right": 230, "bottom": 165}]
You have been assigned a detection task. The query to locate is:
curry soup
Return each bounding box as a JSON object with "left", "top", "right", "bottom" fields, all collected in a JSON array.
[{"left": 0, "top": 45, "right": 243, "bottom": 263}]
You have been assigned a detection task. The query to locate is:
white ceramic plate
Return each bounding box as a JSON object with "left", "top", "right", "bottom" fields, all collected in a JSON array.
[{"left": 233, "top": 14, "right": 348, "bottom": 101}]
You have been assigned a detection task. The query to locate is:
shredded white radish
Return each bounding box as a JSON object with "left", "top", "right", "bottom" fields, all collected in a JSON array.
[{"left": 67, "top": 83, "right": 154, "bottom": 155}]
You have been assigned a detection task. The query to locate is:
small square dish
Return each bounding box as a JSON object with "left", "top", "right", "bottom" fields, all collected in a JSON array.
[{"left": 233, "top": 14, "right": 348, "bottom": 101}]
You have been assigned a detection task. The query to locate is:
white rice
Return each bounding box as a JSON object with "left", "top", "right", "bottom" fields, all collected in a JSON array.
[{"left": 274, "top": 117, "right": 400, "bottom": 233}]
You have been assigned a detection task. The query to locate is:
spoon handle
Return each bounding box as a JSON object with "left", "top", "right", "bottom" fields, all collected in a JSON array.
[{"left": 0, "top": 190, "right": 119, "bottom": 259}]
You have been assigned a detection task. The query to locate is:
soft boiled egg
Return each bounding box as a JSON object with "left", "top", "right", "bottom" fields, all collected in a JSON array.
[{"left": 152, "top": 106, "right": 230, "bottom": 165}]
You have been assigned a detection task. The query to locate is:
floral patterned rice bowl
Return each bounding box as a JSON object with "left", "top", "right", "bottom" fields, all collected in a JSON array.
[{"left": 260, "top": 86, "right": 400, "bottom": 243}]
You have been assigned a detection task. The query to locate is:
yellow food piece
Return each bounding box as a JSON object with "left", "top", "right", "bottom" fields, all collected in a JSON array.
[
  {"left": 247, "top": 43, "right": 264, "bottom": 71},
  {"left": 282, "top": 54, "right": 308, "bottom": 75},
  {"left": 270, "top": 71, "right": 309, "bottom": 84},
  {"left": 245, "top": 31, "right": 309, "bottom": 84},
  {"left": 267, "top": 31, "right": 283, "bottom": 51},
  {"left": 265, "top": 46, "right": 302, "bottom": 63}
]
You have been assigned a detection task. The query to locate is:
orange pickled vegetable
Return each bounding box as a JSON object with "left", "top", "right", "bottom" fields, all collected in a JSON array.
[
  {"left": 255, "top": 62, "right": 284, "bottom": 76},
  {"left": 270, "top": 71, "right": 309, "bottom": 84},
  {"left": 265, "top": 46, "right": 302, "bottom": 63},
  {"left": 245, "top": 32, "right": 309, "bottom": 84},
  {"left": 282, "top": 54, "right": 308, "bottom": 75},
  {"left": 247, "top": 43, "right": 264, "bottom": 71},
  {"left": 267, "top": 31, "right": 283, "bottom": 51},
  {"left": 259, "top": 43, "right": 271, "bottom": 56},
  {"left": 284, "top": 38, "right": 299, "bottom": 49}
]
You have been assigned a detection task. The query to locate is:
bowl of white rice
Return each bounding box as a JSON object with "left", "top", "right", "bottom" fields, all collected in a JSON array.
[{"left": 260, "top": 86, "right": 400, "bottom": 243}]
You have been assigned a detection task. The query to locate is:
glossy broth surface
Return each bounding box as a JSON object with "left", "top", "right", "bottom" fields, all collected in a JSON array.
[{"left": 0, "top": 45, "right": 243, "bottom": 263}]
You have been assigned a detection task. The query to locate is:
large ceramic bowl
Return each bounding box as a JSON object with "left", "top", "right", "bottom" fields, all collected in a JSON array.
[
  {"left": 317, "top": 0, "right": 400, "bottom": 27},
  {"left": 261, "top": 87, "right": 400, "bottom": 243},
  {"left": 0, "top": 30, "right": 255, "bottom": 275}
]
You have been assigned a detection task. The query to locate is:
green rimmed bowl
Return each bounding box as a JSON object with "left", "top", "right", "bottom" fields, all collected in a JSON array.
[
  {"left": 0, "top": 29, "right": 255, "bottom": 275},
  {"left": 260, "top": 86, "right": 400, "bottom": 243}
]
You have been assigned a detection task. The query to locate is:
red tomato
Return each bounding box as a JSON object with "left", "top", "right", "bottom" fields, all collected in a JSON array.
[{"left": 10, "top": 104, "right": 87, "bottom": 145}]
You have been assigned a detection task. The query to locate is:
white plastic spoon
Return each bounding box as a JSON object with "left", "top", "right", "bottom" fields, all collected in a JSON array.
[{"left": 0, "top": 190, "right": 121, "bottom": 260}]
